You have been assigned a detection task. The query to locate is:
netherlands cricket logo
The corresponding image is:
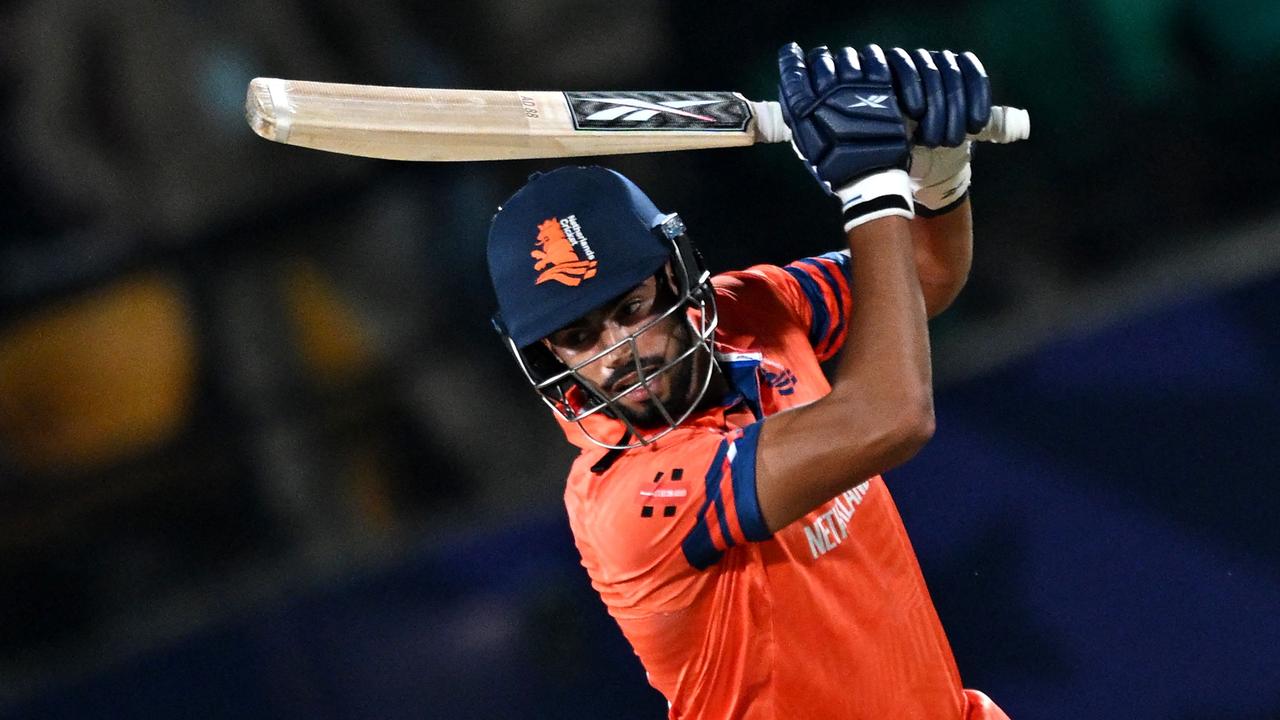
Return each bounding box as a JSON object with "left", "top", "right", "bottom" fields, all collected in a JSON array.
[{"left": 532, "top": 215, "right": 598, "bottom": 286}]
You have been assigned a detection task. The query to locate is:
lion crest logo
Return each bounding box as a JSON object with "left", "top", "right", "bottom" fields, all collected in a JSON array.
[{"left": 532, "top": 216, "right": 597, "bottom": 286}]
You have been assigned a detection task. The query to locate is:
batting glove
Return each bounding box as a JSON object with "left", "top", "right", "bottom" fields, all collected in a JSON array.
[
  {"left": 778, "top": 43, "right": 913, "bottom": 231},
  {"left": 887, "top": 48, "right": 991, "bottom": 215}
]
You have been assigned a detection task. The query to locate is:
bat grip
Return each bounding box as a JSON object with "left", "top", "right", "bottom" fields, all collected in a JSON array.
[
  {"left": 751, "top": 101, "right": 1030, "bottom": 145},
  {"left": 972, "top": 106, "right": 1031, "bottom": 144}
]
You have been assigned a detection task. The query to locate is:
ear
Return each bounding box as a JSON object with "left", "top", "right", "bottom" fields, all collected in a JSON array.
[
  {"left": 661, "top": 261, "right": 680, "bottom": 294},
  {"left": 540, "top": 337, "right": 566, "bottom": 364}
]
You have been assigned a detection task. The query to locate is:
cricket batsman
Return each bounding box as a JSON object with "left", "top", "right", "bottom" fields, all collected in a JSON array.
[{"left": 486, "top": 43, "right": 1012, "bottom": 719}]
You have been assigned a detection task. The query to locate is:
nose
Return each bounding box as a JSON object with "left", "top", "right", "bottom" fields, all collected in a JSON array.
[{"left": 598, "top": 321, "right": 636, "bottom": 371}]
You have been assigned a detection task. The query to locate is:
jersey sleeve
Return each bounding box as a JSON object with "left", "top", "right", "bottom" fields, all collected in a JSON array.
[
  {"left": 716, "top": 250, "right": 853, "bottom": 362},
  {"left": 679, "top": 422, "right": 770, "bottom": 570},
  {"left": 571, "top": 422, "right": 770, "bottom": 616}
]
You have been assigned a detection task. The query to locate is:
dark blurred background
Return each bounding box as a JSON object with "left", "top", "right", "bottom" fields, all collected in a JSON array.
[{"left": 2, "top": 1, "right": 1279, "bottom": 718}]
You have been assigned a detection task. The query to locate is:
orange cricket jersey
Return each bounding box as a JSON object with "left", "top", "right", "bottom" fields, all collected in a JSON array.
[{"left": 561, "top": 252, "right": 1008, "bottom": 719}]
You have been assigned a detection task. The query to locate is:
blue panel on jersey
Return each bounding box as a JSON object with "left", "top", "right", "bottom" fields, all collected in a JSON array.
[
  {"left": 784, "top": 265, "right": 831, "bottom": 349},
  {"left": 730, "top": 422, "right": 772, "bottom": 542},
  {"left": 720, "top": 356, "right": 763, "bottom": 419}
]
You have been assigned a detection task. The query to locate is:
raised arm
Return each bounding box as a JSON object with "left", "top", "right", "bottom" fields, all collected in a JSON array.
[
  {"left": 755, "top": 43, "right": 936, "bottom": 532},
  {"left": 911, "top": 198, "right": 972, "bottom": 318},
  {"left": 757, "top": 211, "right": 934, "bottom": 531},
  {"left": 894, "top": 48, "right": 991, "bottom": 318}
]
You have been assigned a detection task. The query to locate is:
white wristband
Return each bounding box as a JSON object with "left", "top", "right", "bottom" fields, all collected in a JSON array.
[{"left": 834, "top": 169, "right": 915, "bottom": 231}]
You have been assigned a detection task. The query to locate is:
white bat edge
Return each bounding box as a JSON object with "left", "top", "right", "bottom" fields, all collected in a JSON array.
[{"left": 750, "top": 101, "right": 1030, "bottom": 144}]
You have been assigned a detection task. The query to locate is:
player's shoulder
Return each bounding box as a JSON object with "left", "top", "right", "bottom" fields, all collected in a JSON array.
[
  {"left": 566, "top": 427, "right": 723, "bottom": 513},
  {"left": 564, "top": 428, "right": 726, "bottom": 559},
  {"left": 711, "top": 263, "right": 805, "bottom": 331},
  {"left": 712, "top": 262, "right": 794, "bottom": 299},
  {"left": 712, "top": 252, "right": 849, "bottom": 291},
  {"left": 564, "top": 428, "right": 732, "bottom": 611}
]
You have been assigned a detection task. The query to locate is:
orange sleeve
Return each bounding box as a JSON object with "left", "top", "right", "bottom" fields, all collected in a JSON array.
[
  {"left": 715, "top": 251, "right": 853, "bottom": 362},
  {"left": 578, "top": 424, "right": 769, "bottom": 616}
]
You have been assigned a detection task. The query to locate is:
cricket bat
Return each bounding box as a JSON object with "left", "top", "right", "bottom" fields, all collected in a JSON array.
[{"left": 246, "top": 78, "right": 1030, "bottom": 162}]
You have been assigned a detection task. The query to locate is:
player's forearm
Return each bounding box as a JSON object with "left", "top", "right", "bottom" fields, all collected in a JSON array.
[
  {"left": 831, "top": 216, "right": 935, "bottom": 434},
  {"left": 910, "top": 198, "right": 973, "bottom": 318},
  {"left": 756, "top": 43, "right": 944, "bottom": 531},
  {"left": 755, "top": 216, "right": 935, "bottom": 530}
]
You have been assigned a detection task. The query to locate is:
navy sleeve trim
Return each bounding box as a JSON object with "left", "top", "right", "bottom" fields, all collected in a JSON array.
[
  {"left": 681, "top": 439, "right": 730, "bottom": 571},
  {"left": 730, "top": 422, "right": 771, "bottom": 542},
  {"left": 783, "top": 265, "right": 830, "bottom": 347},
  {"left": 796, "top": 257, "right": 847, "bottom": 358}
]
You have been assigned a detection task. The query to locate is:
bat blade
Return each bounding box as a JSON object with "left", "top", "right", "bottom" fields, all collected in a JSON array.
[
  {"left": 246, "top": 78, "right": 763, "bottom": 162},
  {"left": 246, "top": 78, "right": 1028, "bottom": 162}
]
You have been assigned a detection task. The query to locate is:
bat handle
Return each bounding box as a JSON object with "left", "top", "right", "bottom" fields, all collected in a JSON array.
[
  {"left": 750, "top": 101, "right": 1030, "bottom": 145},
  {"left": 972, "top": 106, "right": 1031, "bottom": 144}
]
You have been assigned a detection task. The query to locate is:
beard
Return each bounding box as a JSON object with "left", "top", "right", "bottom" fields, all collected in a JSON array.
[{"left": 622, "top": 351, "right": 699, "bottom": 429}]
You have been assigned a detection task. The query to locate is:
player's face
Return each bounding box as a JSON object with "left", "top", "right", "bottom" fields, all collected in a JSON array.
[{"left": 544, "top": 270, "right": 702, "bottom": 428}]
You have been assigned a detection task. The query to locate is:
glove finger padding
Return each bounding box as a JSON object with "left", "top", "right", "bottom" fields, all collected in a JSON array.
[
  {"left": 777, "top": 42, "right": 913, "bottom": 230},
  {"left": 887, "top": 48, "right": 926, "bottom": 120},
  {"left": 806, "top": 46, "right": 840, "bottom": 95},
  {"left": 834, "top": 46, "right": 863, "bottom": 84},
  {"left": 778, "top": 42, "right": 829, "bottom": 178},
  {"left": 778, "top": 43, "right": 817, "bottom": 111},
  {"left": 888, "top": 47, "right": 992, "bottom": 214},
  {"left": 934, "top": 50, "right": 967, "bottom": 147},
  {"left": 958, "top": 51, "right": 992, "bottom": 134},
  {"left": 911, "top": 49, "right": 946, "bottom": 147},
  {"left": 860, "top": 44, "right": 892, "bottom": 83}
]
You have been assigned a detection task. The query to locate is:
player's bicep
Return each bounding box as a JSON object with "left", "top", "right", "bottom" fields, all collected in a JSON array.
[{"left": 750, "top": 384, "right": 929, "bottom": 533}]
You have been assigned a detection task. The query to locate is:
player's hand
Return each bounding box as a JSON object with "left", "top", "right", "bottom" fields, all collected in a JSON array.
[
  {"left": 777, "top": 42, "right": 913, "bottom": 231},
  {"left": 886, "top": 48, "right": 991, "bottom": 214}
]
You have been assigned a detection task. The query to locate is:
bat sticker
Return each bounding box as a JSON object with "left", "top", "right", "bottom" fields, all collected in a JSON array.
[{"left": 565, "top": 91, "right": 752, "bottom": 131}]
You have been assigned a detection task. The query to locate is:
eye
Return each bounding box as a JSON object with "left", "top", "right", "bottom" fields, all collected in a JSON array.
[
  {"left": 620, "top": 296, "right": 653, "bottom": 322},
  {"left": 551, "top": 327, "right": 595, "bottom": 351}
]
